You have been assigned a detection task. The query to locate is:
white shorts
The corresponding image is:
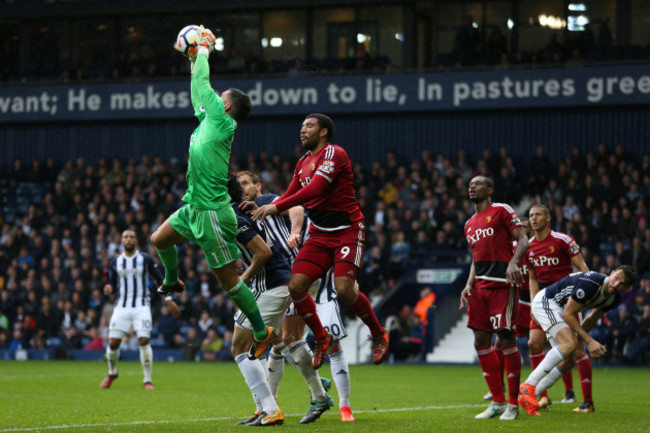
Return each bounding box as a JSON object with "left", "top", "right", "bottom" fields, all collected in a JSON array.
[
  {"left": 531, "top": 289, "right": 569, "bottom": 340},
  {"left": 316, "top": 300, "right": 347, "bottom": 341},
  {"left": 285, "top": 278, "right": 321, "bottom": 317},
  {"left": 235, "top": 285, "right": 292, "bottom": 332},
  {"left": 109, "top": 306, "right": 152, "bottom": 339}
]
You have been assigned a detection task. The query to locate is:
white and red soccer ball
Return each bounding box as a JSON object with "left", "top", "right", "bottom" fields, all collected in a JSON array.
[{"left": 175, "top": 25, "right": 200, "bottom": 58}]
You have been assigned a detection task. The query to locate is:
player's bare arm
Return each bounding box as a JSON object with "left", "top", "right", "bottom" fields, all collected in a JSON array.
[
  {"left": 570, "top": 254, "right": 589, "bottom": 272},
  {"left": 507, "top": 227, "right": 529, "bottom": 287},
  {"left": 562, "top": 298, "right": 606, "bottom": 357},
  {"left": 287, "top": 205, "right": 304, "bottom": 249},
  {"left": 240, "top": 235, "right": 272, "bottom": 284},
  {"left": 459, "top": 261, "right": 476, "bottom": 310}
]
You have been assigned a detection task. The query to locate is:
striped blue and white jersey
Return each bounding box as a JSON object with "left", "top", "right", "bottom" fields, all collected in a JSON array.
[
  {"left": 255, "top": 193, "right": 304, "bottom": 263},
  {"left": 544, "top": 271, "right": 621, "bottom": 313},
  {"left": 233, "top": 204, "right": 291, "bottom": 294},
  {"left": 108, "top": 251, "right": 162, "bottom": 309},
  {"left": 315, "top": 268, "right": 338, "bottom": 304}
]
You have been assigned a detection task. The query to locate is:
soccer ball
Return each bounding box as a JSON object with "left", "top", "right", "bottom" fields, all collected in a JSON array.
[{"left": 175, "top": 25, "right": 201, "bottom": 58}]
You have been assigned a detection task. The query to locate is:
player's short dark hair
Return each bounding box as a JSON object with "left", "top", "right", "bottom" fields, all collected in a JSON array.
[
  {"left": 305, "top": 113, "right": 334, "bottom": 141},
  {"left": 617, "top": 265, "right": 638, "bottom": 286},
  {"left": 530, "top": 204, "right": 550, "bottom": 215},
  {"left": 226, "top": 88, "right": 252, "bottom": 123},
  {"left": 473, "top": 175, "right": 494, "bottom": 189},
  {"left": 237, "top": 170, "right": 261, "bottom": 184},
  {"left": 227, "top": 170, "right": 243, "bottom": 204}
]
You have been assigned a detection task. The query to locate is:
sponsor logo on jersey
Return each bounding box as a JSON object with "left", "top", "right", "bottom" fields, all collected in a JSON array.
[
  {"left": 529, "top": 255, "right": 560, "bottom": 267},
  {"left": 465, "top": 227, "right": 494, "bottom": 245},
  {"left": 323, "top": 160, "right": 335, "bottom": 166}
]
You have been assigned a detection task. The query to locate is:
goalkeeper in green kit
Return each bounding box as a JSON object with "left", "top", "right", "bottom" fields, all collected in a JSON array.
[{"left": 152, "top": 26, "right": 275, "bottom": 360}]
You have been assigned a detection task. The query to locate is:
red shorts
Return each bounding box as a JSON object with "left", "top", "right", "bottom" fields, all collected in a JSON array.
[
  {"left": 292, "top": 223, "right": 365, "bottom": 281},
  {"left": 516, "top": 303, "right": 531, "bottom": 337},
  {"left": 467, "top": 285, "right": 518, "bottom": 333}
]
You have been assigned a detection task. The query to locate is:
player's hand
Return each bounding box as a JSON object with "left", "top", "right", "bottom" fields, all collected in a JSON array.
[
  {"left": 250, "top": 204, "right": 278, "bottom": 221},
  {"left": 506, "top": 262, "right": 523, "bottom": 287},
  {"left": 166, "top": 300, "right": 181, "bottom": 319},
  {"left": 197, "top": 25, "right": 216, "bottom": 53},
  {"left": 287, "top": 233, "right": 301, "bottom": 249},
  {"left": 103, "top": 284, "right": 113, "bottom": 296},
  {"left": 459, "top": 286, "right": 471, "bottom": 310},
  {"left": 586, "top": 339, "right": 606, "bottom": 358},
  {"left": 238, "top": 200, "right": 258, "bottom": 214}
]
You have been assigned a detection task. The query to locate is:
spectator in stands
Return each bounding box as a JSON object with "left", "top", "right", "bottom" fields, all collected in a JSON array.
[
  {"left": 182, "top": 327, "right": 202, "bottom": 361},
  {"left": 605, "top": 307, "right": 637, "bottom": 362},
  {"left": 624, "top": 305, "right": 650, "bottom": 364},
  {"left": 200, "top": 327, "right": 224, "bottom": 361}
]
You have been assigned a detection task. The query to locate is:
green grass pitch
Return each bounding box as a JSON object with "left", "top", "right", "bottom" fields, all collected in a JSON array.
[{"left": 0, "top": 361, "right": 648, "bottom": 432}]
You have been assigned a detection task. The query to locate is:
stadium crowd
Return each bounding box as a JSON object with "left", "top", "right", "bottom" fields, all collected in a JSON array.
[{"left": 0, "top": 143, "right": 649, "bottom": 364}]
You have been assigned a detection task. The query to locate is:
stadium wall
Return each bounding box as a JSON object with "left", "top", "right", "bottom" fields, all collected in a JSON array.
[{"left": 1, "top": 105, "right": 648, "bottom": 168}]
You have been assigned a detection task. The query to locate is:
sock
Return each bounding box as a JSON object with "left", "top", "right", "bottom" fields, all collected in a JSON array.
[
  {"left": 495, "top": 346, "right": 504, "bottom": 386},
  {"left": 347, "top": 291, "right": 383, "bottom": 337},
  {"left": 106, "top": 346, "right": 119, "bottom": 376},
  {"left": 267, "top": 350, "right": 285, "bottom": 399},
  {"left": 227, "top": 279, "right": 267, "bottom": 340},
  {"left": 156, "top": 246, "right": 178, "bottom": 285},
  {"left": 292, "top": 294, "right": 327, "bottom": 340},
  {"left": 576, "top": 353, "right": 593, "bottom": 403},
  {"left": 529, "top": 350, "right": 548, "bottom": 398},
  {"left": 235, "top": 353, "right": 279, "bottom": 414},
  {"left": 562, "top": 368, "right": 574, "bottom": 392},
  {"left": 289, "top": 340, "right": 326, "bottom": 401},
  {"left": 329, "top": 349, "right": 351, "bottom": 408},
  {"left": 537, "top": 366, "right": 564, "bottom": 395},
  {"left": 476, "top": 346, "right": 506, "bottom": 403},
  {"left": 278, "top": 343, "right": 298, "bottom": 369},
  {"left": 527, "top": 346, "right": 566, "bottom": 387},
  {"left": 139, "top": 344, "right": 153, "bottom": 383},
  {"left": 502, "top": 344, "right": 521, "bottom": 406}
]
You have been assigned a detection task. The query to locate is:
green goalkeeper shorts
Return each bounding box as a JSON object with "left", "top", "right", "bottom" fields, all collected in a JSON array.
[{"left": 169, "top": 203, "right": 241, "bottom": 268}]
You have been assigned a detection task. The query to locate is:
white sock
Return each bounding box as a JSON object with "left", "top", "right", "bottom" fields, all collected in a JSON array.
[
  {"left": 279, "top": 344, "right": 298, "bottom": 369},
  {"left": 536, "top": 366, "right": 564, "bottom": 396},
  {"left": 289, "top": 340, "right": 326, "bottom": 401},
  {"left": 139, "top": 344, "right": 153, "bottom": 383},
  {"left": 527, "top": 346, "right": 566, "bottom": 387},
  {"left": 329, "top": 349, "right": 351, "bottom": 408},
  {"left": 106, "top": 346, "right": 120, "bottom": 376},
  {"left": 267, "top": 351, "right": 285, "bottom": 399},
  {"left": 235, "top": 353, "right": 279, "bottom": 414}
]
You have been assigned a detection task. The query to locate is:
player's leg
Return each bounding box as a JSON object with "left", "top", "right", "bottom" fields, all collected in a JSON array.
[
  {"left": 290, "top": 242, "right": 332, "bottom": 368},
  {"left": 102, "top": 309, "right": 128, "bottom": 388},
  {"left": 231, "top": 289, "right": 289, "bottom": 426},
  {"left": 231, "top": 325, "right": 283, "bottom": 426},
  {"left": 319, "top": 297, "right": 354, "bottom": 422},
  {"left": 151, "top": 209, "right": 189, "bottom": 293},
  {"left": 572, "top": 337, "right": 594, "bottom": 412},
  {"left": 473, "top": 329, "right": 508, "bottom": 418},
  {"left": 497, "top": 328, "right": 521, "bottom": 420},
  {"left": 331, "top": 228, "right": 388, "bottom": 365},
  {"left": 198, "top": 206, "right": 271, "bottom": 346},
  {"left": 134, "top": 307, "right": 154, "bottom": 389},
  {"left": 527, "top": 326, "right": 550, "bottom": 399}
]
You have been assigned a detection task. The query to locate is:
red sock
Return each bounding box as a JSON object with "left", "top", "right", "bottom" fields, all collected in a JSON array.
[
  {"left": 495, "top": 346, "right": 504, "bottom": 386},
  {"left": 576, "top": 353, "right": 593, "bottom": 403},
  {"left": 529, "top": 350, "right": 548, "bottom": 398},
  {"left": 562, "top": 368, "right": 574, "bottom": 392},
  {"left": 347, "top": 291, "right": 383, "bottom": 336},
  {"left": 292, "top": 293, "right": 326, "bottom": 340},
  {"left": 477, "top": 346, "right": 506, "bottom": 403},
  {"left": 502, "top": 344, "right": 521, "bottom": 406}
]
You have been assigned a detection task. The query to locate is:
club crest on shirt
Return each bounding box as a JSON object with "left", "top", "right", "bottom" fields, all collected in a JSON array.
[
  {"left": 485, "top": 216, "right": 492, "bottom": 223},
  {"left": 549, "top": 246, "right": 555, "bottom": 253},
  {"left": 311, "top": 163, "right": 316, "bottom": 171}
]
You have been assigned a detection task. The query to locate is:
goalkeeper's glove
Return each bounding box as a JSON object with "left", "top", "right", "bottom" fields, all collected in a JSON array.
[{"left": 197, "top": 25, "right": 216, "bottom": 56}]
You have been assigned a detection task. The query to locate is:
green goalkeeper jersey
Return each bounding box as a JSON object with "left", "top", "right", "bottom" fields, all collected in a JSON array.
[{"left": 183, "top": 53, "right": 237, "bottom": 210}]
